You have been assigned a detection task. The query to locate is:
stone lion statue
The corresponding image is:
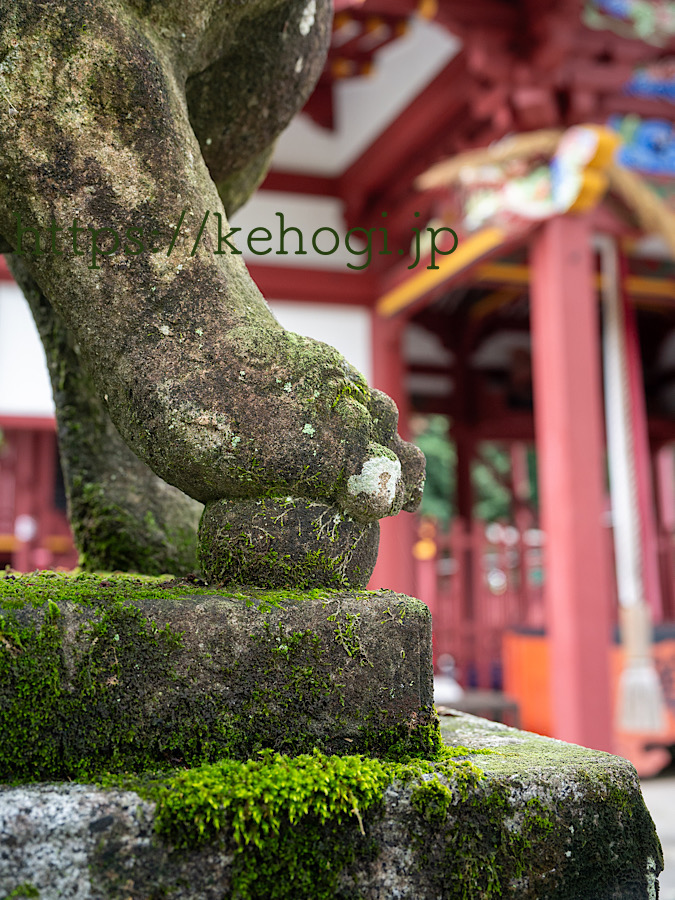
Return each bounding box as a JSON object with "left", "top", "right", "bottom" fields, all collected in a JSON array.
[{"left": 0, "top": 0, "right": 424, "bottom": 586}]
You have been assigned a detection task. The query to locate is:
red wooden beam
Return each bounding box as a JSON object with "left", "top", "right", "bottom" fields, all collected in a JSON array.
[
  {"left": 260, "top": 171, "right": 342, "bottom": 197},
  {"left": 339, "top": 0, "right": 518, "bottom": 30},
  {"left": 247, "top": 263, "right": 378, "bottom": 305},
  {"left": 434, "top": 0, "right": 519, "bottom": 32},
  {"left": 0, "top": 416, "right": 56, "bottom": 431},
  {"left": 369, "top": 311, "right": 416, "bottom": 594},
  {"left": 602, "top": 94, "right": 675, "bottom": 121},
  {"left": 562, "top": 60, "right": 636, "bottom": 92},
  {"left": 574, "top": 27, "right": 669, "bottom": 64}
]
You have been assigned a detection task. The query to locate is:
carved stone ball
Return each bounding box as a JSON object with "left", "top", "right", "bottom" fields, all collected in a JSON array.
[{"left": 198, "top": 497, "right": 380, "bottom": 589}]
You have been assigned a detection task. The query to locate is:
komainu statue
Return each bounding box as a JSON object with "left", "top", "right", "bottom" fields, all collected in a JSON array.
[{"left": 0, "top": 0, "right": 424, "bottom": 586}]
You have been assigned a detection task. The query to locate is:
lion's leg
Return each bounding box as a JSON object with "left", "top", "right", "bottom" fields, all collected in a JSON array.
[
  {"left": 0, "top": 0, "right": 424, "bottom": 585},
  {"left": 8, "top": 255, "right": 202, "bottom": 575}
]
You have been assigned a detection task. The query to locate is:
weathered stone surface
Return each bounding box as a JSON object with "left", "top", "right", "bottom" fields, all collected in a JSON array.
[
  {"left": 0, "top": 0, "right": 426, "bottom": 586},
  {"left": 8, "top": 254, "right": 203, "bottom": 575},
  {"left": 0, "top": 714, "right": 662, "bottom": 900},
  {"left": 0, "top": 573, "right": 435, "bottom": 779},
  {"left": 198, "top": 496, "right": 380, "bottom": 588}
]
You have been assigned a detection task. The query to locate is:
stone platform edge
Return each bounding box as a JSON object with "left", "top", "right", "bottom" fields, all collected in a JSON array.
[{"left": 0, "top": 713, "right": 663, "bottom": 900}]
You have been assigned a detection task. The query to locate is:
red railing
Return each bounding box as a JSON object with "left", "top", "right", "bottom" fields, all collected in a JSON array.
[
  {"left": 417, "top": 515, "right": 675, "bottom": 690},
  {"left": 416, "top": 519, "right": 546, "bottom": 689},
  {"left": 0, "top": 427, "right": 78, "bottom": 570}
]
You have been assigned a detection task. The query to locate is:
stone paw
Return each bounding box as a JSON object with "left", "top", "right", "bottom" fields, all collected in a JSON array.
[{"left": 198, "top": 496, "right": 379, "bottom": 588}]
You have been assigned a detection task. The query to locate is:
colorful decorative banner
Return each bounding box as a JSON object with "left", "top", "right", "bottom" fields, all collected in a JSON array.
[
  {"left": 610, "top": 114, "right": 675, "bottom": 175},
  {"left": 459, "top": 126, "right": 619, "bottom": 232},
  {"left": 584, "top": 1, "right": 675, "bottom": 46},
  {"left": 626, "top": 58, "right": 675, "bottom": 102}
]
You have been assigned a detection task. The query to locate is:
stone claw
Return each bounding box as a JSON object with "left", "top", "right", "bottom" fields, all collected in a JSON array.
[{"left": 336, "top": 388, "right": 425, "bottom": 524}]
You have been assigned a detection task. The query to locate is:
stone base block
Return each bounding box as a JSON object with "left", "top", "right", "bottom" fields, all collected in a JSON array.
[
  {"left": 0, "top": 573, "right": 435, "bottom": 779},
  {"left": 0, "top": 713, "right": 663, "bottom": 900}
]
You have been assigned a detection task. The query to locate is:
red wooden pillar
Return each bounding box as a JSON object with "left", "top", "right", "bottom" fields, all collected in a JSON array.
[
  {"left": 33, "top": 431, "right": 55, "bottom": 569},
  {"left": 655, "top": 445, "right": 675, "bottom": 621},
  {"left": 453, "top": 330, "right": 479, "bottom": 681},
  {"left": 530, "top": 216, "right": 613, "bottom": 752},
  {"left": 12, "top": 430, "right": 37, "bottom": 572},
  {"left": 369, "top": 311, "right": 416, "bottom": 595}
]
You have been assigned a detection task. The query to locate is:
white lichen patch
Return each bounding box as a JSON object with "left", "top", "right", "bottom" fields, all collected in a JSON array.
[
  {"left": 0, "top": 784, "right": 154, "bottom": 900},
  {"left": 295, "top": 57, "right": 304, "bottom": 74},
  {"left": 302, "top": 424, "right": 315, "bottom": 436},
  {"left": 646, "top": 856, "right": 658, "bottom": 900},
  {"left": 299, "top": 0, "right": 316, "bottom": 35},
  {"left": 348, "top": 456, "right": 401, "bottom": 507},
  {"left": 158, "top": 324, "right": 172, "bottom": 336}
]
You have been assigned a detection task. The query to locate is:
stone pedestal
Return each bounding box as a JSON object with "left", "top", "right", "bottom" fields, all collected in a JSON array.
[
  {"left": 0, "top": 574, "right": 435, "bottom": 777},
  {"left": 0, "top": 574, "right": 664, "bottom": 899},
  {"left": 0, "top": 713, "right": 663, "bottom": 900}
]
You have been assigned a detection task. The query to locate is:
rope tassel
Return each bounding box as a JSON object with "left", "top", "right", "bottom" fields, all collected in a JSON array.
[{"left": 598, "top": 235, "right": 667, "bottom": 735}]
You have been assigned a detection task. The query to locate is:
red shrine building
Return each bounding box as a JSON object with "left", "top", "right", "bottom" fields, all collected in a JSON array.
[{"left": 4, "top": 0, "right": 675, "bottom": 769}]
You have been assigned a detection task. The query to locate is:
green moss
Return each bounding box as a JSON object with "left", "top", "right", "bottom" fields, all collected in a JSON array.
[
  {"left": 330, "top": 381, "right": 370, "bottom": 410},
  {"left": 435, "top": 714, "right": 664, "bottom": 899},
  {"left": 406, "top": 774, "right": 561, "bottom": 898},
  {"left": 199, "top": 528, "right": 368, "bottom": 590},
  {"left": 358, "top": 714, "right": 443, "bottom": 761},
  {"left": 109, "top": 747, "right": 484, "bottom": 900},
  {"left": 0, "top": 580, "right": 187, "bottom": 780},
  {"left": 325, "top": 604, "right": 369, "bottom": 662},
  {"left": 71, "top": 478, "right": 199, "bottom": 577},
  {"left": 0, "top": 569, "right": 214, "bottom": 607},
  {"left": 0, "top": 574, "right": 439, "bottom": 777},
  {"left": 411, "top": 779, "right": 455, "bottom": 826},
  {"left": 2, "top": 884, "right": 40, "bottom": 899}
]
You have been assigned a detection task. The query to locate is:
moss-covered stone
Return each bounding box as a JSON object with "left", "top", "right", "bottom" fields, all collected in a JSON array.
[
  {"left": 198, "top": 496, "right": 379, "bottom": 588},
  {"left": 0, "top": 715, "right": 662, "bottom": 899},
  {"left": 0, "top": 572, "right": 434, "bottom": 780},
  {"left": 7, "top": 254, "right": 203, "bottom": 577},
  {"left": 0, "top": 0, "right": 425, "bottom": 586}
]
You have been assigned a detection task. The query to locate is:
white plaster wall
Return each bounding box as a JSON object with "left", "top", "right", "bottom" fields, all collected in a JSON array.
[
  {"left": 0, "top": 284, "right": 54, "bottom": 417},
  {"left": 231, "top": 192, "right": 360, "bottom": 270},
  {"left": 272, "top": 18, "right": 459, "bottom": 175}
]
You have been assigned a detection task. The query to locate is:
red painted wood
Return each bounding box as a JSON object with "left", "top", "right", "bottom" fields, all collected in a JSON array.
[
  {"left": 260, "top": 171, "right": 341, "bottom": 197},
  {"left": 33, "top": 431, "right": 55, "bottom": 570},
  {"left": 0, "top": 416, "right": 56, "bottom": 431},
  {"left": 565, "top": 60, "right": 636, "bottom": 92},
  {"left": 422, "top": 517, "right": 547, "bottom": 689},
  {"left": 247, "top": 264, "right": 378, "bottom": 305},
  {"left": 588, "top": 204, "right": 636, "bottom": 238},
  {"left": 0, "top": 256, "right": 11, "bottom": 281},
  {"left": 530, "top": 216, "right": 614, "bottom": 752},
  {"left": 655, "top": 446, "right": 675, "bottom": 534},
  {"left": 602, "top": 95, "right": 675, "bottom": 121},
  {"left": 332, "top": 0, "right": 518, "bottom": 30},
  {"left": 12, "top": 430, "right": 35, "bottom": 572},
  {"left": 655, "top": 446, "right": 675, "bottom": 621}
]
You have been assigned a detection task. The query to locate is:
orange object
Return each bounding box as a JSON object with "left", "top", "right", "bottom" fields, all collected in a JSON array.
[{"left": 503, "top": 628, "right": 675, "bottom": 774}]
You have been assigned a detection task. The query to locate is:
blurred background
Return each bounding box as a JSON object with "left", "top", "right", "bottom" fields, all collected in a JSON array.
[{"left": 4, "top": 0, "right": 675, "bottom": 804}]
